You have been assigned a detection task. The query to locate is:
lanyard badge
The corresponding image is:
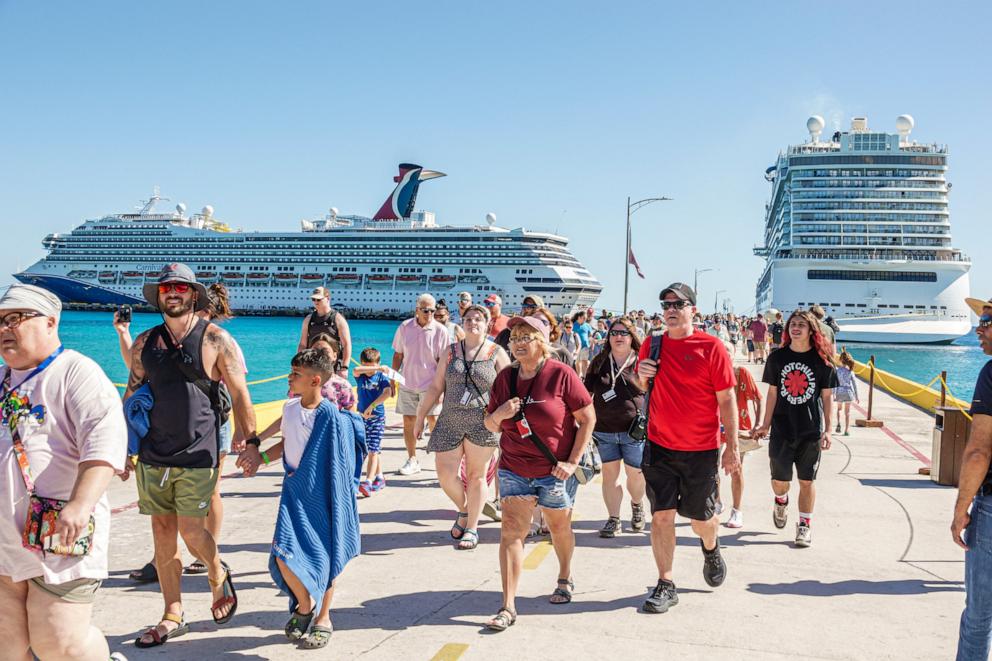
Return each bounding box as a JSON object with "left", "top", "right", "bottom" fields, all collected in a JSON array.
[{"left": 515, "top": 416, "right": 533, "bottom": 437}]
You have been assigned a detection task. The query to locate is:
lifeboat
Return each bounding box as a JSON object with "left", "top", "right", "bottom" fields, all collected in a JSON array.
[
  {"left": 221, "top": 271, "right": 245, "bottom": 282},
  {"left": 122, "top": 271, "right": 144, "bottom": 282},
  {"left": 196, "top": 271, "right": 218, "bottom": 283},
  {"left": 246, "top": 272, "right": 270, "bottom": 281},
  {"left": 429, "top": 275, "right": 456, "bottom": 287},
  {"left": 367, "top": 274, "right": 393, "bottom": 287},
  {"left": 98, "top": 271, "right": 117, "bottom": 283},
  {"left": 301, "top": 273, "right": 324, "bottom": 282}
]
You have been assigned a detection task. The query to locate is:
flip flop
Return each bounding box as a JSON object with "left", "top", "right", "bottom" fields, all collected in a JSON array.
[
  {"left": 134, "top": 613, "right": 188, "bottom": 648},
  {"left": 209, "top": 568, "right": 238, "bottom": 624},
  {"left": 300, "top": 624, "right": 333, "bottom": 649},
  {"left": 129, "top": 561, "right": 158, "bottom": 583}
]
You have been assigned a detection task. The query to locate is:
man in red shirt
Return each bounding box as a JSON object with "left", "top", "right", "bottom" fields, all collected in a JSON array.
[
  {"left": 637, "top": 283, "right": 740, "bottom": 614},
  {"left": 485, "top": 294, "right": 508, "bottom": 340}
]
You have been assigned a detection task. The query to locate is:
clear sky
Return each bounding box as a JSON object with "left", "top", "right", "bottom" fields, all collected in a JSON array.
[{"left": 1, "top": 1, "right": 989, "bottom": 313}]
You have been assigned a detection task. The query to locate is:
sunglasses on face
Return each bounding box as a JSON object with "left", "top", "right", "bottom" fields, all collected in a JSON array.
[
  {"left": 521, "top": 303, "right": 537, "bottom": 310},
  {"left": 419, "top": 307, "right": 436, "bottom": 314},
  {"left": 980, "top": 314, "right": 992, "bottom": 330},
  {"left": 661, "top": 300, "right": 690, "bottom": 310},
  {"left": 0, "top": 311, "right": 43, "bottom": 331},
  {"left": 158, "top": 283, "right": 191, "bottom": 294},
  {"left": 483, "top": 301, "right": 497, "bottom": 307},
  {"left": 609, "top": 329, "right": 631, "bottom": 337},
  {"left": 510, "top": 335, "right": 539, "bottom": 344}
]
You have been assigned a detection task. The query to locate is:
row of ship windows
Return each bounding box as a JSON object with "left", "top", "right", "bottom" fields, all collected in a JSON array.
[
  {"left": 791, "top": 190, "right": 945, "bottom": 200},
  {"left": 792, "top": 213, "right": 947, "bottom": 223},
  {"left": 797, "top": 236, "right": 949, "bottom": 247},
  {"left": 791, "top": 178, "right": 944, "bottom": 188},
  {"left": 805, "top": 270, "right": 938, "bottom": 283},
  {"left": 797, "top": 302, "right": 947, "bottom": 310},
  {"left": 793, "top": 224, "right": 949, "bottom": 234},
  {"left": 792, "top": 202, "right": 946, "bottom": 212},
  {"left": 788, "top": 155, "right": 946, "bottom": 166}
]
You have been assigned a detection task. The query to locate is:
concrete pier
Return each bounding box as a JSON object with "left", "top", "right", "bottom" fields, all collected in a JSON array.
[{"left": 93, "top": 359, "right": 967, "bottom": 659}]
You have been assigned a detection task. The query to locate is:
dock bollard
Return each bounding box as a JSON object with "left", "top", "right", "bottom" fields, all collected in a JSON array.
[{"left": 855, "top": 355, "right": 884, "bottom": 428}]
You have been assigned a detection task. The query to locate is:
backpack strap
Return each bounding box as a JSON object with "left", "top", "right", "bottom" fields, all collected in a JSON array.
[
  {"left": 641, "top": 333, "right": 664, "bottom": 416},
  {"left": 508, "top": 365, "right": 559, "bottom": 467}
]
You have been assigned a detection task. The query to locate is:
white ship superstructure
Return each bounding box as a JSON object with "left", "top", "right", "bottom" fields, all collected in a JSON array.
[
  {"left": 15, "top": 165, "right": 602, "bottom": 316},
  {"left": 755, "top": 116, "right": 971, "bottom": 344}
]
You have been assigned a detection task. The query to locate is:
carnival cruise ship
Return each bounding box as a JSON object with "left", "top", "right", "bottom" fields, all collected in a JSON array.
[
  {"left": 14, "top": 164, "right": 602, "bottom": 317},
  {"left": 754, "top": 116, "right": 971, "bottom": 344}
]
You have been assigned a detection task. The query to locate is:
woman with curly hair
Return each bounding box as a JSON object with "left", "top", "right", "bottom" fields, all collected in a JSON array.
[{"left": 752, "top": 309, "right": 837, "bottom": 549}]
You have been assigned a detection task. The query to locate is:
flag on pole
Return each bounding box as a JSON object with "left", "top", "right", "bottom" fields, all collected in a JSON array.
[{"left": 628, "top": 247, "right": 645, "bottom": 279}]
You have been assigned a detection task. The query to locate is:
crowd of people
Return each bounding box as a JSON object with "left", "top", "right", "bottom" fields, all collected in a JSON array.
[{"left": 2, "top": 264, "right": 992, "bottom": 658}]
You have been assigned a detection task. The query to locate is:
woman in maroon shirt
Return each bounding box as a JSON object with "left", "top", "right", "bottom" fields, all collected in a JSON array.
[{"left": 483, "top": 316, "right": 595, "bottom": 631}]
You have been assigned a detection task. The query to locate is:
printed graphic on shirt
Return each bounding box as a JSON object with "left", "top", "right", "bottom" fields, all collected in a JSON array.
[
  {"left": 1, "top": 392, "right": 46, "bottom": 432},
  {"left": 780, "top": 361, "right": 817, "bottom": 405}
]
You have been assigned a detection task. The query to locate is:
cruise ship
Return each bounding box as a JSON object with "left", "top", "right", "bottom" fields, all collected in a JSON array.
[
  {"left": 754, "top": 115, "right": 971, "bottom": 344},
  {"left": 14, "top": 164, "right": 602, "bottom": 317}
]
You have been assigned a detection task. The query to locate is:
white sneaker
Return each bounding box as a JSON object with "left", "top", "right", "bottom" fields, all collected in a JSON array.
[
  {"left": 773, "top": 501, "right": 788, "bottom": 529},
  {"left": 725, "top": 508, "right": 744, "bottom": 529},
  {"left": 795, "top": 522, "right": 812, "bottom": 547},
  {"left": 398, "top": 457, "right": 421, "bottom": 476}
]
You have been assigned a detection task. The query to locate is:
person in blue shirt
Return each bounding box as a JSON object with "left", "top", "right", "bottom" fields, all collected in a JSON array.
[
  {"left": 352, "top": 347, "right": 393, "bottom": 497},
  {"left": 954, "top": 296, "right": 992, "bottom": 660},
  {"left": 573, "top": 311, "right": 594, "bottom": 378}
]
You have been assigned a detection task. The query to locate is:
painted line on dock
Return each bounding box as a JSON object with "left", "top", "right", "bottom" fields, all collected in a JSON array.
[
  {"left": 852, "top": 403, "right": 931, "bottom": 467},
  {"left": 430, "top": 643, "right": 469, "bottom": 660},
  {"left": 524, "top": 540, "right": 553, "bottom": 570}
]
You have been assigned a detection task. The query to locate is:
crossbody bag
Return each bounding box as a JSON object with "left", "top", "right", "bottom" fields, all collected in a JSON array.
[
  {"left": 508, "top": 364, "right": 596, "bottom": 485},
  {"left": 159, "top": 326, "right": 233, "bottom": 423},
  {"left": 628, "top": 333, "right": 662, "bottom": 441}
]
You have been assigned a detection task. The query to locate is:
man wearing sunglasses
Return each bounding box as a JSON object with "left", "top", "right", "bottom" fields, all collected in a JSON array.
[
  {"left": 484, "top": 294, "right": 508, "bottom": 340},
  {"left": 636, "top": 282, "right": 740, "bottom": 614},
  {"left": 953, "top": 295, "right": 992, "bottom": 659},
  {"left": 125, "top": 263, "right": 258, "bottom": 646},
  {"left": 391, "top": 293, "right": 450, "bottom": 476},
  {"left": 298, "top": 287, "right": 352, "bottom": 378}
]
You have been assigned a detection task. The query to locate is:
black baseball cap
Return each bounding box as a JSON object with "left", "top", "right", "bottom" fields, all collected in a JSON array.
[{"left": 659, "top": 282, "right": 696, "bottom": 306}]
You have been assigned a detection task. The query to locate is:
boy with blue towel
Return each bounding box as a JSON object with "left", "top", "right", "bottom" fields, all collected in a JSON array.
[{"left": 238, "top": 348, "right": 366, "bottom": 649}]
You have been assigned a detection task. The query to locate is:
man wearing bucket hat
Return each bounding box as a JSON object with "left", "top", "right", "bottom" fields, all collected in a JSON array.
[
  {"left": 953, "top": 294, "right": 992, "bottom": 659},
  {"left": 0, "top": 284, "right": 129, "bottom": 659},
  {"left": 124, "top": 263, "right": 258, "bottom": 647}
]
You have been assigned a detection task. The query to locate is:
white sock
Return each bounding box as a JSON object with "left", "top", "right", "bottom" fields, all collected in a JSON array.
[{"left": 799, "top": 511, "right": 812, "bottom": 524}]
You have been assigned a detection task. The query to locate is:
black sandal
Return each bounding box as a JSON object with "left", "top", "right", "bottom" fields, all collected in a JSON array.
[
  {"left": 550, "top": 578, "right": 574, "bottom": 604},
  {"left": 485, "top": 607, "right": 517, "bottom": 631},
  {"left": 450, "top": 512, "right": 468, "bottom": 540},
  {"left": 209, "top": 568, "right": 238, "bottom": 625},
  {"left": 134, "top": 613, "right": 188, "bottom": 648},
  {"left": 129, "top": 561, "right": 158, "bottom": 583},
  {"left": 285, "top": 607, "right": 315, "bottom": 641}
]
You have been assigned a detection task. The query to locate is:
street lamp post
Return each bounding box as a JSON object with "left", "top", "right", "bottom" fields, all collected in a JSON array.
[
  {"left": 623, "top": 196, "right": 671, "bottom": 314},
  {"left": 714, "top": 289, "right": 726, "bottom": 314},
  {"left": 694, "top": 267, "right": 714, "bottom": 308}
]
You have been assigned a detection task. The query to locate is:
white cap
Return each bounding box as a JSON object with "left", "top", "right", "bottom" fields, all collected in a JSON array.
[{"left": 0, "top": 284, "right": 62, "bottom": 320}]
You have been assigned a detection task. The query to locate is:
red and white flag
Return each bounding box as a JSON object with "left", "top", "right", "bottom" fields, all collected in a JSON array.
[{"left": 628, "top": 247, "right": 645, "bottom": 279}]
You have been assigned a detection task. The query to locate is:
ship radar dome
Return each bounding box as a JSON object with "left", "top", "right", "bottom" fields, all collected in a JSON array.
[
  {"left": 896, "top": 114, "right": 915, "bottom": 139},
  {"left": 485, "top": 212, "right": 496, "bottom": 226},
  {"left": 806, "top": 115, "right": 825, "bottom": 142},
  {"left": 201, "top": 205, "right": 214, "bottom": 218}
]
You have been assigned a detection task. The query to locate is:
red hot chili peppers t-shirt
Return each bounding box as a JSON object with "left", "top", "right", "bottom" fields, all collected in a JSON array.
[
  {"left": 761, "top": 346, "right": 838, "bottom": 442},
  {"left": 638, "top": 330, "right": 736, "bottom": 452}
]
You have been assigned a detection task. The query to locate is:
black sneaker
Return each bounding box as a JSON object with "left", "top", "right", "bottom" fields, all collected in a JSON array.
[
  {"left": 701, "top": 539, "right": 727, "bottom": 587},
  {"left": 599, "top": 516, "right": 621, "bottom": 538},
  {"left": 642, "top": 579, "right": 679, "bottom": 613}
]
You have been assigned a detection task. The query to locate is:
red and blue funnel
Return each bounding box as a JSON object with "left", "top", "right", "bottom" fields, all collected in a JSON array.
[{"left": 372, "top": 163, "right": 446, "bottom": 220}]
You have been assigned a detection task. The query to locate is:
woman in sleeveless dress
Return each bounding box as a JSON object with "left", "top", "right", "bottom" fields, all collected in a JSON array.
[{"left": 415, "top": 305, "right": 510, "bottom": 549}]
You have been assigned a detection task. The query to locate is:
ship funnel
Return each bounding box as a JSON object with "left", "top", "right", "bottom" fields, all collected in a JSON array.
[
  {"left": 896, "top": 114, "right": 914, "bottom": 142},
  {"left": 373, "top": 164, "right": 446, "bottom": 221},
  {"left": 806, "top": 115, "right": 825, "bottom": 143},
  {"left": 850, "top": 117, "right": 868, "bottom": 132}
]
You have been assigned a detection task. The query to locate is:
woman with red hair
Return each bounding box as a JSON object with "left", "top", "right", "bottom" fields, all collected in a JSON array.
[{"left": 753, "top": 310, "right": 837, "bottom": 548}]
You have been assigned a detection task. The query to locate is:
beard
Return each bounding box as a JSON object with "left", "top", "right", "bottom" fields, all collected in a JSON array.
[{"left": 161, "top": 297, "right": 195, "bottom": 318}]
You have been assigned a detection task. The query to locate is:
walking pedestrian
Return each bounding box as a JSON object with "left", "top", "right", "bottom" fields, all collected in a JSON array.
[
  {"left": 391, "top": 294, "right": 449, "bottom": 476},
  {"left": 124, "top": 263, "right": 257, "bottom": 647},
  {"left": 353, "top": 348, "right": 392, "bottom": 496},
  {"left": 573, "top": 311, "right": 594, "bottom": 378},
  {"left": 555, "top": 316, "right": 580, "bottom": 366},
  {"left": 482, "top": 316, "right": 595, "bottom": 631},
  {"left": 434, "top": 300, "right": 465, "bottom": 342},
  {"left": 456, "top": 292, "right": 472, "bottom": 323},
  {"left": 953, "top": 295, "right": 992, "bottom": 660},
  {"left": 413, "top": 304, "right": 510, "bottom": 550},
  {"left": 308, "top": 335, "right": 357, "bottom": 411},
  {"left": 493, "top": 295, "right": 544, "bottom": 353},
  {"left": 583, "top": 317, "right": 647, "bottom": 538},
  {"left": 726, "top": 314, "right": 741, "bottom": 355},
  {"left": 718, "top": 344, "right": 763, "bottom": 529},
  {"left": 769, "top": 311, "right": 785, "bottom": 349},
  {"left": 298, "top": 287, "right": 352, "bottom": 378},
  {"left": 636, "top": 283, "right": 740, "bottom": 614},
  {"left": 752, "top": 310, "right": 837, "bottom": 548},
  {"left": 0, "top": 284, "right": 129, "bottom": 660},
  {"left": 484, "top": 294, "right": 509, "bottom": 340},
  {"left": 749, "top": 313, "right": 769, "bottom": 364},
  {"left": 833, "top": 350, "right": 859, "bottom": 436},
  {"left": 809, "top": 305, "right": 836, "bottom": 350}
]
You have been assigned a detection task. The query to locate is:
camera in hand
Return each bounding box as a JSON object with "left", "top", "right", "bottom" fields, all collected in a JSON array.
[{"left": 117, "top": 304, "right": 132, "bottom": 323}]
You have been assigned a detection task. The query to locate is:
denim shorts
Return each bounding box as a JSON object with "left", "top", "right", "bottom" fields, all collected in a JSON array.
[
  {"left": 218, "top": 420, "right": 232, "bottom": 455},
  {"left": 498, "top": 468, "right": 578, "bottom": 510},
  {"left": 593, "top": 431, "right": 645, "bottom": 467}
]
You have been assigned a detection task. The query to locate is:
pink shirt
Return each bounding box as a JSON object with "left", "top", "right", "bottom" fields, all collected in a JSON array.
[{"left": 391, "top": 317, "right": 449, "bottom": 392}]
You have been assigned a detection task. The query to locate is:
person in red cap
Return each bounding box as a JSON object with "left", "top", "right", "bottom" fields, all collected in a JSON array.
[{"left": 484, "top": 294, "right": 508, "bottom": 339}]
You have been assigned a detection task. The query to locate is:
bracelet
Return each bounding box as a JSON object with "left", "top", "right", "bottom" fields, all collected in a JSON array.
[
  {"left": 245, "top": 436, "right": 261, "bottom": 448},
  {"left": 261, "top": 451, "right": 270, "bottom": 466}
]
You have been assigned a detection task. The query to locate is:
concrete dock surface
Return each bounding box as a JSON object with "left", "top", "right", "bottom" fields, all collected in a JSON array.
[{"left": 94, "top": 359, "right": 966, "bottom": 659}]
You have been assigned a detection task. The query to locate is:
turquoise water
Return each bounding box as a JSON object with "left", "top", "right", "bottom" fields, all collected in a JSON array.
[{"left": 53, "top": 311, "right": 401, "bottom": 403}]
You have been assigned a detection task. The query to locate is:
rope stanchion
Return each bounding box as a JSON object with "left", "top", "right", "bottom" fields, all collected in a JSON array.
[
  {"left": 855, "top": 355, "right": 884, "bottom": 428},
  {"left": 869, "top": 370, "right": 940, "bottom": 399}
]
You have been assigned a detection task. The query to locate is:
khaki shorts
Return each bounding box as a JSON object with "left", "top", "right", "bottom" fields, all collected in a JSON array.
[
  {"left": 577, "top": 347, "right": 591, "bottom": 362},
  {"left": 396, "top": 386, "right": 441, "bottom": 417},
  {"left": 29, "top": 576, "right": 101, "bottom": 604},
  {"left": 136, "top": 462, "right": 218, "bottom": 518}
]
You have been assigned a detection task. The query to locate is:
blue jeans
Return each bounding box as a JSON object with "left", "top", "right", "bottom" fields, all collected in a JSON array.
[
  {"left": 593, "top": 431, "right": 645, "bottom": 468},
  {"left": 958, "top": 494, "right": 992, "bottom": 660},
  {"left": 498, "top": 469, "right": 578, "bottom": 510}
]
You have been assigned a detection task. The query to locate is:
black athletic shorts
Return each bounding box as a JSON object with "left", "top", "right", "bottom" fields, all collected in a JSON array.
[
  {"left": 641, "top": 442, "right": 719, "bottom": 521},
  {"left": 768, "top": 436, "right": 821, "bottom": 482}
]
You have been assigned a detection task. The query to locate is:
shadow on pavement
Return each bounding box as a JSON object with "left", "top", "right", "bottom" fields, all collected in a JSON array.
[
  {"left": 857, "top": 478, "right": 945, "bottom": 489},
  {"left": 747, "top": 579, "right": 964, "bottom": 596}
]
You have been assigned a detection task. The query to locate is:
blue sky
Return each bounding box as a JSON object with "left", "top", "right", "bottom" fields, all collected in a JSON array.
[{"left": 1, "top": 1, "right": 989, "bottom": 313}]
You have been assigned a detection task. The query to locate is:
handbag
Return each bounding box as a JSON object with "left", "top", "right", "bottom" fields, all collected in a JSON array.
[
  {"left": 509, "top": 365, "right": 596, "bottom": 485},
  {"left": 631, "top": 333, "right": 663, "bottom": 442}
]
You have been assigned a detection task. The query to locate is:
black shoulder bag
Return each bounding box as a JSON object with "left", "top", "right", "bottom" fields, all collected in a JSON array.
[
  {"left": 628, "top": 332, "right": 662, "bottom": 441},
  {"left": 159, "top": 326, "right": 233, "bottom": 424},
  {"left": 508, "top": 364, "right": 595, "bottom": 485}
]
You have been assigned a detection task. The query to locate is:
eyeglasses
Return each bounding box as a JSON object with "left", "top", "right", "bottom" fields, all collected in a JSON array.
[
  {"left": 980, "top": 314, "right": 992, "bottom": 330},
  {"left": 661, "top": 300, "right": 691, "bottom": 310},
  {"left": 419, "top": 307, "right": 436, "bottom": 314},
  {"left": 0, "top": 311, "right": 44, "bottom": 330},
  {"left": 609, "top": 329, "right": 631, "bottom": 337},
  {"left": 510, "top": 335, "right": 540, "bottom": 344},
  {"left": 158, "top": 283, "right": 191, "bottom": 294}
]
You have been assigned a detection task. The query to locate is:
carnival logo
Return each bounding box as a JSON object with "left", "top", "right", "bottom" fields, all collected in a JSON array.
[{"left": 779, "top": 361, "right": 816, "bottom": 405}]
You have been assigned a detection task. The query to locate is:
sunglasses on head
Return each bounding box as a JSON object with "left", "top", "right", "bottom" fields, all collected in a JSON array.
[
  {"left": 980, "top": 314, "right": 992, "bottom": 329},
  {"left": 158, "top": 283, "right": 191, "bottom": 294},
  {"left": 661, "top": 300, "right": 691, "bottom": 310}
]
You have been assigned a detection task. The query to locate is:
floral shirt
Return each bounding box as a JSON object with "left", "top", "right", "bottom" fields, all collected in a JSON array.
[{"left": 321, "top": 375, "right": 356, "bottom": 411}]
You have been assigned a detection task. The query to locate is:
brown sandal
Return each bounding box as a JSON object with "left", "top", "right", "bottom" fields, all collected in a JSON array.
[
  {"left": 134, "top": 612, "right": 188, "bottom": 648},
  {"left": 209, "top": 568, "right": 238, "bottom": 624}
]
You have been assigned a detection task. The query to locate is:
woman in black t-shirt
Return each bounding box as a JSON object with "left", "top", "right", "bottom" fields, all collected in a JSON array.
[
  {"left": 583, "top": 317, "right": 648, "bottom": 538},
  {"left": 753, "top": 309, "right": 837, "bottom": 548}
]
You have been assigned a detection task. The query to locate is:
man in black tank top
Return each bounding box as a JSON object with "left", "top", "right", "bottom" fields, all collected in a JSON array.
[
  {"left": 299, "top": 286, "right": 352, "bottom": 377},
  {"left": 123, "top": 263, "right": 259, "bottom": 644}
]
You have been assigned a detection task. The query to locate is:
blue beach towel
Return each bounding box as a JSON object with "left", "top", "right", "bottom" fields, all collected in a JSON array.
[
  {"left": 269, "top": 399, "right": 367, "bottom": 615},
  {"left": 123, "top": 384, "right": 153, "bottom": 455}
]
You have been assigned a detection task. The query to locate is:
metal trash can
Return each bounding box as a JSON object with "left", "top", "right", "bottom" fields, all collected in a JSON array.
[{"left": 932, "top": 406, "right": 972, "bottom": 486}]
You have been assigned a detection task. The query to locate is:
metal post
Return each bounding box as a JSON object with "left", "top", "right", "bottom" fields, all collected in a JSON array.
[
  {"left": 940, "top": 370, "right": 947, "bottom": 408},
  {"left": 623, "top": 196, "right": 630, "bottom": 315},
  {"left": 856, "top": 355, "right": 884, "bottom": 428}
]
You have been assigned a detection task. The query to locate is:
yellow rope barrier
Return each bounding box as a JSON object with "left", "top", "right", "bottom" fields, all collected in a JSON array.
[
  {"left": 869, "top": 370, "right": 941, "bottom": 399},
  {"left": 940, "top": 376, "right": 974, "bottom": 421},
  {"left": 115, "top": 355, "right": 364, "bottom": 389}
]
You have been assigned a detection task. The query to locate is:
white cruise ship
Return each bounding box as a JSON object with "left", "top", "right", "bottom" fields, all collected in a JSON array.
[
  {"left": 14, "top": 164, "right": 602, "bottom": 317},
  {"left": 754, "top": 116, "right": 971, "bottom": 344}
]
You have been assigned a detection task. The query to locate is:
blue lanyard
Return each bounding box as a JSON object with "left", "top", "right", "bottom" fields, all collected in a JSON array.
[{"left": 1, "top": 345, "right": 65, "bottom": 399}]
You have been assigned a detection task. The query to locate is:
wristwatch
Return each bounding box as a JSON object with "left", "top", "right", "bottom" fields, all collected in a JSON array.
[{"left": 245, "top": 436, "right": 261, "bottom": 448}]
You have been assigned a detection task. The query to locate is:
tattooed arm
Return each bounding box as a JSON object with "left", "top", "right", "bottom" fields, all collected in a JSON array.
[
  {"left": 208, "top": 325, "right": 256, "bottom": 454},
  {"left": 122, "top": 331, "right": 150, "bottom": 403}
]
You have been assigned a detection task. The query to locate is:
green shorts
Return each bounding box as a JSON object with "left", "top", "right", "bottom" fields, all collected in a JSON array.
[
  {"left": 136, "top": 462, "right": 218, "bottom": 518},
  {"left": 29, "top": 577, "right": 101, "bottom": 604}
]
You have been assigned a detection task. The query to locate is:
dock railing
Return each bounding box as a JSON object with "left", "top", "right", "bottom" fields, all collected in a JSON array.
[{"left": 850, "top": 357, "right": 972, "bottom": 421}]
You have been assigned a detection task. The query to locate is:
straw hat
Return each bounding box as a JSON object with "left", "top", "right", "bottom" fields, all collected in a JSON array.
[{"left": 966, "top": 296, "right": 992, "bottom": 317}]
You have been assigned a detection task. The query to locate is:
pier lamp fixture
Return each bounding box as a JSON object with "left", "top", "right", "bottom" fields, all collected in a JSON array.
[{"left": 623, "top": 196, "right": 671, "bottom": 314}]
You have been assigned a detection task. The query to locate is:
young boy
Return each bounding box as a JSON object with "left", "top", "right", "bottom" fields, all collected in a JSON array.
[
  {"left": 352, "top": 347, "right": 393, "bottom": 497},
  {"left": 239, "top": 349, "right": 366, "bottom": 649}
]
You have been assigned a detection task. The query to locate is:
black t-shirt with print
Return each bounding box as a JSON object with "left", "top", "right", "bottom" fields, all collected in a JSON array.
[
  {"left": 762, "top": 346, "right": 838, "bottom": 442},
  {"left": 583, "top": 352, "right": 644, "bottom": 433}
]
